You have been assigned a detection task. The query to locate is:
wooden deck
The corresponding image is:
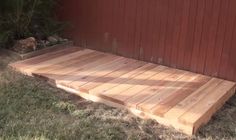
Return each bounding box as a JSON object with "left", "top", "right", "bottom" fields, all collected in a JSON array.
[{"left": 9, "top": 47, "right": 236, "bottom": 135}]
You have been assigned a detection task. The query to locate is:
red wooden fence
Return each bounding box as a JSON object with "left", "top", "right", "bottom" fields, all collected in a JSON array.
[{"left": 58, "top": 0, "right": 236, "bottom": 82}]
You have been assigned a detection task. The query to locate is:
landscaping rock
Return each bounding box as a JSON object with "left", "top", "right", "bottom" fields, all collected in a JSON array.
[
  {"left": 63, "top": 38, "right": 69, "bottom": 42},
  {"left": 12, "top": 37, "right": 37, "bottom": 54},
  {"left": 47, "top": 36, "right": 58, "bottom": 44},
  {"left": 45, "top": 40, "right": 51, "bottom": 46},
  {"left": 37, "top": 40, "right": 47, "bottom": 48},
  {"left": 53, "top": 35, "right": 64, "bottom": 42}
]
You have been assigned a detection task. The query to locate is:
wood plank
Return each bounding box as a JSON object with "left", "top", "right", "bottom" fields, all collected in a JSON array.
[
  {"left": 80, "top": 61, "right": 147, "bottom": 92},
  {"left": 226, "top": 0, "right": 236, "bottom": 81},
  {"left": 88, "top": 63, "right": 156, "bottom": 95},
  {"left": 97, "top": 65, "right": 167, "bottom": 104},
  {"left": 18, "top": 49, "right": 94, "bottom": 75},
  {"left": 163, "top": 0, "right": 177, "bottom": 66},
  {"left": 155, "top": 0, "right": 169, "bottom": 64},
  {"left": 150, "top": 0, "right": 161, "bottom": 63},
  {"left": 10, "top": 47, "right": 82, "bottom": 68},
  {"left": 196, "top": 0, "right": 213, "bottom": 73},
  {"left": 210, "top": 0, "right": 229, "bottom": 77},
  {"left": 170, "top": 0, "right": 184, "bottom": 68},
  {"left": 126, "top": 70, "right": 188, "bottom": 109},
  {"left": 116, "top": 0, "right": 126, "bottom": 55},
  {"left": 32, "top": 51, "right": 98, "bottom": 74},
  {"left": 113, "top": 67, "right": 177, "bottom": 103},
  {"left": 116, "top": 68, "right": 183, "bottom": 105},
  {"left": 203, "top": 0, "right": 222, "bottom": 75},
  {"left": 176, "top": 0, "right": 191, "bottom": 69},
  {"left": 183, "top": 0, "right": 198, "bottom": 70},
  {"left": 138, "top": 0, "right": 150, "bottom": 60},
  {"left": 179, "top": 81, "right": 235, "bottom": 126},
  {"left": 190, "top": 0, "right": 206, "bottom": 72},
  {"left": 66, "top": 58, "right": 138, "bottom": 90},
  {"left": 51, "top": 54, "right": 122, "bottom": 86},
  {"left": 218, "top": 0, "right": 236, "bottom": 79},
  {"left": 152, "top": 75, "right": 210, "bottom": 116},
  {"left": 33, "top": 53, "right": 106, "bottom": 80},
  {"left": 164, "top": 78, "right": 223, "bottom": 121},
  {"left": 136, "top": 72, "right": 198, "bottom": 112},
  {"left": 144, "top": 0, "right": 157, "bottom": 62},
  {"left": 121, "top": 0, "right": 137, "bottom": 57}
]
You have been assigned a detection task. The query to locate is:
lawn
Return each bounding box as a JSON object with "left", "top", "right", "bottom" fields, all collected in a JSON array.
[{"left": 0, "top": 53, "right": 235, "bottom": 140}]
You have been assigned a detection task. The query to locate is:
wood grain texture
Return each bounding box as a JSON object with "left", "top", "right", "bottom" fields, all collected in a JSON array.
[
  {"left": 59, "top": 0, "right": 236, "bottom": 82},
  {"left": 10, "top": 47, "right": 236, "bottom": 135}
]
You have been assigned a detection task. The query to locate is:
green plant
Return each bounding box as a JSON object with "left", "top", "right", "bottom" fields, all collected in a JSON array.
[{"left": 0, "top": 0, "right": 65, "bottom": 48}]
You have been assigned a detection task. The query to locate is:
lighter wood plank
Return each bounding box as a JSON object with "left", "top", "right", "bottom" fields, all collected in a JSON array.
[
  {"left": 34, "top": 53, "right": 106, "bottom": 79},
  {"left": 67, "top": 58, "right": 138, "bottom": 90},
  {"left": 164, "top": 78, "right": 223, "bottom": 121},
  {"left": 98, "top": 65, "right": 168, "bottom": 103},
  {"left": 88, "top": 63, "right": 157, "bottom": 95},
  {"left": 152, "top": 75, "right": 210, "bottom": 116},
  {"left": 56, "top": 55, "right": 123, "bottom": 87},
  {"left": 179, "top": 81, "right": 235, "bottom": 126},
  {"left": 19, "top": 49, "right": 93, "bottom": 75},
  {"left": 124, "top": 69, "right": 188, "bottom": 109},
  {"left": 108, "top": 67, "right": 173, "bottom": 104},
  {"left": 138, "top": 72, "right": 199, "bottom": 113},
  {"left": 10, "top": 47, "right": 81, "bottom": 68},
  {"left": 113, "top": 68, "right": 177, "bottom": 104},
  {"left": 80, "top": 61, "right": 147, "bottom": 92},
  {"left": 33, "top": 51, "right": 98, "bottom": 74}
]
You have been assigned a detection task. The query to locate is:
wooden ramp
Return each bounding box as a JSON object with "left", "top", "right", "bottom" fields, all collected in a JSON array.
[{"left": 9, "top": 47, "right": 236, "bottom": 135}]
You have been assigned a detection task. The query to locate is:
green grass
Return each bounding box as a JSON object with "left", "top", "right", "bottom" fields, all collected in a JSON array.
[{"left": 0, "top": 54, "right": 235, "bottom": 140}]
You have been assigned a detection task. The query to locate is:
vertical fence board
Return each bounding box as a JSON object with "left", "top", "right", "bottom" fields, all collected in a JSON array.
[
  {"left": 219, "top": 0, "right": 236, "bottom": 80},
  {"left": 211, "top": 0, "right": 229, "bottom": 77},
  {"left": 204, "top": 0, "right": 221, "bottom": 76},
  {"left": 59, "top": 0, "right": 236, "bottom": 82},
  {"left": 183, "top": 0, "right": 198, "bottom": 70},
  {"left": 190, "top": 0, "right": 206, "bottom": 73}
]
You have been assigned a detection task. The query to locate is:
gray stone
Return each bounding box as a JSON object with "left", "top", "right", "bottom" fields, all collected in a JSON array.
[{"left": 47, "top": 36, "right": 58, "bottom": 43}]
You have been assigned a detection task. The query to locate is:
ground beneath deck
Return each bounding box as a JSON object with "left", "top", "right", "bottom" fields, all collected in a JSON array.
[{"left": 9, "top": 47, "right": 236, "bottom": 135}]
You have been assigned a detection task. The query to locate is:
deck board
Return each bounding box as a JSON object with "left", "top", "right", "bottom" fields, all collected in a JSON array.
[
  {"left": 32, "top": 51, "right": 98, "bottom": 74},
  {"left": 9, "top": 47, "right": 236, "bottom": 135},
  {"left": 11, "top": 47, "right": 82, "bottom": 68},
  {"left": 36, "top": 53, "right": 106, "bottom": 80},
  {"left": 136, "top": 72, "right": 196, "bottom": 111},
  {"left": 80, "top": 61, "right": 147, "bottom": 91},
  {"left": 98, "top": 65, "right": 167, "bottom": 102},
  {"left": 87, "top": 63, "right": 154, "bottom": 95},
  {"left": 125, "top": 69, "right": 188, "bottom": 109},
  {"left": 151, "top": 75, "right": 211, "bottom": 116}
]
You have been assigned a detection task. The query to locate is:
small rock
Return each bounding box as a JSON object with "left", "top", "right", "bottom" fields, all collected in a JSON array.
[
  {"left": 37, "top": 40, "right": 50, "bottom": 47},
  {"left": 47, "top": 36, "right": 58, "bottom": 44},
  {"left": 12, "top": 37, "right": 37, "bottom": 54},
  {"left": 58, "top": 38, "right": 65, "bottom": 42},
  {"left": 45, "top": 40, "right": 50, "bottom": 46},
  {"left": 63, "top": 38, "right": 69, "bottom": 42},
  {"left": 53, "top": 35, "right": 64, "bottom": 42}
]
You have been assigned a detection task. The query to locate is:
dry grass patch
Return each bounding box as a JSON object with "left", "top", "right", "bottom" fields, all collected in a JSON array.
[{"left": 0, "top": 54, "right": 235, "bottom": 140}]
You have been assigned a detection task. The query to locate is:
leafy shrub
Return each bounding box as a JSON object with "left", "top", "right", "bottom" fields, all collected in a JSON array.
[{"left": 0, "top": 0, "right": 66, "bottom": 48}]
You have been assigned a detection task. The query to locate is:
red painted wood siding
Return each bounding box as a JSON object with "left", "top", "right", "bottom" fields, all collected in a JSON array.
[{"left": 58, "top": 0, "right": 236, "bottom": 82}]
